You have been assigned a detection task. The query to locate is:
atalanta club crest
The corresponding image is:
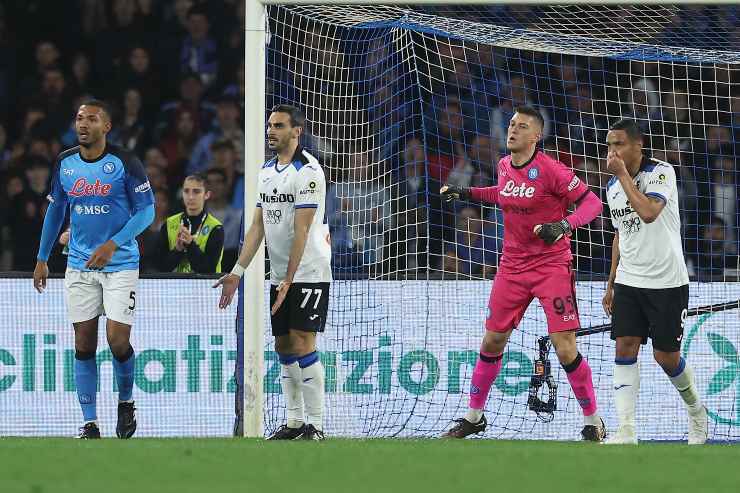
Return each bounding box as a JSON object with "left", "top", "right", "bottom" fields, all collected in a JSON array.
[
  {"left": 528, "top": 167, "right": 539, "bottom": 180},
  {"left": 103, "top": 162, "right": 116, "bottom": 174}
]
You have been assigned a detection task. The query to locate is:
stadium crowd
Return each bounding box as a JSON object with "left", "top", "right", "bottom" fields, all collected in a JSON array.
[{"left": 0, "top": 2, "right": 737, "bottom": 280}]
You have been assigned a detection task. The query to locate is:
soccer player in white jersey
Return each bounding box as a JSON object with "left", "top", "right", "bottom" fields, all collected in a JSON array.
[
  {"left": 215, "top": 104, "right": 331, "bottom": 440},
  {"left": 603, "top": 119, "right": 707, "bottom": 445}
]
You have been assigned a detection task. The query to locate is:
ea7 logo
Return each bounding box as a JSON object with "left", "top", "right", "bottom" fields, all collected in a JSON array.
[{"left": 62, "top": 168, "right": 74, "bottom": 175}]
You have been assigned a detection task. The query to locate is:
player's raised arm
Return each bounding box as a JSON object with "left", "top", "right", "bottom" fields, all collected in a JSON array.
[
  {"left": 440, "top": 184, "right": 500, "bottom": 205},
  {"left": 214, "top": 205, "right": 265, "bottom": 309},
  {"left": 607, "top": 151, "right": 666, "bottom": 224},
  {"left": 605, "top": 123, "right": 668, "bottom": 224}
]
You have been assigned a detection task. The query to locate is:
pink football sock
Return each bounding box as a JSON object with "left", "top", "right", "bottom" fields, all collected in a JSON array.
[
  {"left": 564, "top": 353, "right": 597, "bottom": 416},
  {"left": 469, "top": 351, "right": 503, "bottom": 410}
]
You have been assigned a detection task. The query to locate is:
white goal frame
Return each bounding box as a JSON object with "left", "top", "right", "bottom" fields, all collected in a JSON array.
[{"left": 242, "top": 0, "right": 725, "bottom": 438}]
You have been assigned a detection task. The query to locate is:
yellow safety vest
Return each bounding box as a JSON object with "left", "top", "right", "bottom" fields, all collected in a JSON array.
[{"left": 166, "top": 212, "right": 223, "bottom": 273}]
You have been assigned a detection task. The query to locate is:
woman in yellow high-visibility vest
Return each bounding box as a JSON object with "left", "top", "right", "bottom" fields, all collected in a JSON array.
[{"left": 158, "top": 174, "right": 224, "bottom": 273}]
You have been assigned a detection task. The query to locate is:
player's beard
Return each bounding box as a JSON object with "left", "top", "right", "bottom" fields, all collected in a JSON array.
[
  {"left": 78, "top": 131, "right": 100, "bottom": 148},
  {"left": 78, "top": 138, "right": 97, "bottom": 149},
  {"left": 270, "top": 136, "right": 289, "bottom": 153}
]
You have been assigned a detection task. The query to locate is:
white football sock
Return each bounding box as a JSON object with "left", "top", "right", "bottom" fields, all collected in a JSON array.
[
  {"left": 281, "top": 361, "right": 304, "bottom": 428},
  {"left": 301, "top": 359, "right": 325, "bottom": 431},
  {"left": 669, "top": 361, "right": 702, "bottom": 412},
  {"left": 614, "top": 360, "right": 640, "bottom": 429}
]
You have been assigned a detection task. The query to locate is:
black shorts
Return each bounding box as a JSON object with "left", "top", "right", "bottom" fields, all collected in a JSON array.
[
  {"left": 269, "top": 282, "right": 330, "bottom": 337},
  {"left": 611, "top": 283, "right": 689, "bottom": 352}
]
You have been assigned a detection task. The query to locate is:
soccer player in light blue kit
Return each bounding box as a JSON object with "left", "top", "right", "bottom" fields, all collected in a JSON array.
[{"left": 33, "top": 100, "right": 155, "bottom": 439}]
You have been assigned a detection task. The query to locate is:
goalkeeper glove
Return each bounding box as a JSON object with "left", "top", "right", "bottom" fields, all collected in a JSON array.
[
  {"left": 440, "top": 184, "right": 470, "bottom": 202},
  {"left": 534, "top": 219, "right": 572, "bottom": 245}
]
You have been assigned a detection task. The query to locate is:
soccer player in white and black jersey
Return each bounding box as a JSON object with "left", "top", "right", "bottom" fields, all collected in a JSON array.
[
  {"left": 603, "top": 119, "right": 707, "bottom": 445},
  {"left": 215, "top": 105, "right": 331, "bottom": 440}
]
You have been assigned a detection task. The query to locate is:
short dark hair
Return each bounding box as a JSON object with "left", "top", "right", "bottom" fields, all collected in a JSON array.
[
  {"left": 513, "top": 105, "right": 545, "bottom": 130},
  {"left": 26, "top": 154, "right": 50, "bottom": 170},
  {"left": 205, "top": 167, "right": 228, "bottom": 182},
  {"left": 210, "top": 137, "right": 235, "bottom": 152},
  {"left": 184, "top": 173, "right": 208, "bottom": 188},
  {"left": 271, "top": 104, "right": 306, "bottom": 128},
  {"left": 187, "top": 4, "right": 210, "bottom": 20},
  {"left": 609, "top": 119, "right": 643, "bottom": 142},
  {"left": 79, "top": 99, "right": 111, "bottom": 120}
]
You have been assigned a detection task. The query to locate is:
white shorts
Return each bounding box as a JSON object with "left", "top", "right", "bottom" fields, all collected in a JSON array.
[{"left": 64, "top": 269, "right": 139, "bottom": 325}]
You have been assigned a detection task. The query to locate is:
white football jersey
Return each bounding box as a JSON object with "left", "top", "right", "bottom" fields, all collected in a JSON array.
[
  {"left": 606, "top": 157, "right": 689, "bottom": 289},
  {"left": 257, "top": 148, "right": 332, "bottom": 284}
]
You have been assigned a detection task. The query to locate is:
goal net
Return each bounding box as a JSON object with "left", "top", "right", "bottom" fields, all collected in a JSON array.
[{"left": 260, "top": 4, "right": 740, "bottom": 440}]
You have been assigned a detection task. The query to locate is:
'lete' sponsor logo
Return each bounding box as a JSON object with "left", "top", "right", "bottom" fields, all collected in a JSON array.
[
  {"left": 69, "top": 178, "right": 112, "bottom": 197},
  {"left": 499, "top": 180, "right": 535, "bottom": 198}
]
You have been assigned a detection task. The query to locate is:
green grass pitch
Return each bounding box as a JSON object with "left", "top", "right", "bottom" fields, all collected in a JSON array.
[{"left": 1, "top": 438, "right": 737, "bottom": 493}]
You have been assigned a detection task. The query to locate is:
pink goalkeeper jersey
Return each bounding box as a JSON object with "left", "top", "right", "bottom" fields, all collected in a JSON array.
[{"left": 472, "top": 149, "right": 590, "bottom": 274}]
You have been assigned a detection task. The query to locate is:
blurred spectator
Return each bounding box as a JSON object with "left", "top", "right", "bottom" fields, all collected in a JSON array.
[
  {"left": 187, "top": 95, "right": 243, "bottom": 175},
  {"left": 491, "top": 76, "right": 552, "bottom": 150},
  {"left": 155, "top": 72, "right": 215, "bottom": 139},
  {"left": 701, "top": 125, "right": 734, "bottom": 166},
  {"left": 7, "top": 156, "right": 50, "bottom": 270},
  {"left": 180, "top": 4, "right": 219, "bottom": 89},
  {"left": 710, "top": 156, "right": 737, "bottom": 234},
  {"left": 139, "top": 188, "right": 170, "bottom": 273},
  {"left": 33, "top": 67, "right": 74, "bottom": 136},
  {"left": 158, "top": 174, "right": 224, "bottom": 273},
  {"left": 18, "top": 41, "right": 61, "bottom": 99},
  {"left": 381, "top": 138, "right": 430, "bottom": 275},
  {"left": 660, "top": 89, "right": 693, "bottom": 139},
  {"left": 95, "top": 0, "right": 151, "bottom": 80},
  {"left": 159, "top": 107, "right": 200, "bottom": 189},
  {"left": 443, "top": 207, "right": 497, "bottom": 279},
  {"left": 205, "top": 167, "right": 241, "bottom": 271},
  {"left": 469, "top": 134, "right": 500, "bottom": 188},
  {"left": 145, "top": 164, "right": 169, "bottom": 197},
  {"left": 623, "top": 76, "right": 663, "bottom": 137},
  {"left": 692, "top": 216, "right": 739, "bottom": 279},
  {"left": 329, "top": 150, "right": 392, "bottom": 268},
  {"left": 425, "top": 98, "right": 464, "bottom": 184},
  {"left": 558, "top": 85, "right": 608, "bottom": 158},
  {"left": 115, "top": 46, "right": 162, "bottom": 117},
  {"left": 110, "top": 87, "right": 149, "bottom": 154},
  {"left": 571, "top": 158, "right": 609, "bottom": 274},
  {"left": 70, "top": 52, "right": 93, "bottom": 96},
  {"left": 653, "top": 138, "right": 704, "bottom": 258},
  {"left": 0, "top": 123, "right": 10, "bottom": 170}
]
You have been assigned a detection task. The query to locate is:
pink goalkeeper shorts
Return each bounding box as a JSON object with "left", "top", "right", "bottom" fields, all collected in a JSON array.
[{"left": 485, "top": 262, "right": 580, "bottom": 334}]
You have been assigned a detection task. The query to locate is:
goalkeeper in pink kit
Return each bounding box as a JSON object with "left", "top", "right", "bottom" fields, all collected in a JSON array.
[{"left": 441, "top": 106, "right": 606, "bottom": 441}]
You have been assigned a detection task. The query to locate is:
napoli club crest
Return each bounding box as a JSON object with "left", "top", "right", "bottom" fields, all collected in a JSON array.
[
  {"left": 528, "top": 167, "right": 539, "bottom": 180},
  {"left": 201, "top": 225, "right": 210, "bottom": 236},
  {"left": 103, "top": 162, "right": 116, "bottom": 174}
]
